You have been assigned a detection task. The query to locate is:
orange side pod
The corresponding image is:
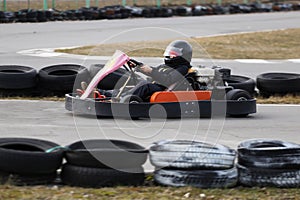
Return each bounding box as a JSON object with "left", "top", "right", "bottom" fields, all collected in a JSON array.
[{"left": 150, "top": 91, "right": 212, "bottom": 103}]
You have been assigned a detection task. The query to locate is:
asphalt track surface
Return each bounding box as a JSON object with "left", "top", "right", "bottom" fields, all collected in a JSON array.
[{"left": 0, "top": 11, "right": 300, "bottom": 171}]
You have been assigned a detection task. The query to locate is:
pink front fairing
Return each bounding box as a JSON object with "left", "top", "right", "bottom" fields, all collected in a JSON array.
[{"left": 80, "top": 50, "right": 130, "bottom": 100}]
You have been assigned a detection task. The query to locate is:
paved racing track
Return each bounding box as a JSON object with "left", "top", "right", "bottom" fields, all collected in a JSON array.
[{"left": 0, "top": 11, "right": 300, "bottom": 171}]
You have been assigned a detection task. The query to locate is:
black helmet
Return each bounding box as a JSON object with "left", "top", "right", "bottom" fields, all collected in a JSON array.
[{"left": 164, "top": 40, "right": 193, "bottom": 64}]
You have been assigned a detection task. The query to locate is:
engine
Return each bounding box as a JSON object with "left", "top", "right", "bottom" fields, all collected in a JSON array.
[{"left": 189, "top": 65, "right": 231, "bottom": 90}]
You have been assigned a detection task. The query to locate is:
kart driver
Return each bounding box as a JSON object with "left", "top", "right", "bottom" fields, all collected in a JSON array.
[{"left": 125, "top": 40, "right": 193, "bottom": 102}]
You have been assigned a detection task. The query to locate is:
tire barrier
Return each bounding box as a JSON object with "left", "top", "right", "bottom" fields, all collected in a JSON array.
[
  {"left": 0, "top": 171, "right": 58, "bottom": 186},
  {"left": 0, "top": 65, "right": 38, "bottom": 97},
  {"left": 0, "top": 138, "right": 64, "bottom": 186},
  {"left": 0, "top": 64, "right": 91, "bottom": 97},
  {"left": 0, "top": 137, "right": 300, "bottom": 188},
  {"left": 1, "top": 63, "right": 299, "bottom": 99},
  {"left": 150, "top": 140, "right": 238, "bottom": 188},
  {"left": 61, "top": 164, "right": 145, "bottom": 188},
  {"left": 149, "top": 140, "right": 236, "bottom": 169},
  {"left": 64, "top": 139, "right": 148, "bottom": 169},
  {"left": 1, "top": 3, "right": 299, "bottom": 24},
  {"left": 61, "top": 139, "right": 147, "bottom": 187},
  {"left": 237, "top": 139, "right": 300, "bottom": 188},
  {"left": 0, "top": 65, "right": 37, "bottom": 89},
  {"left": 38, "top": 64, "right": 91, "bottom": 96},
  {"left": 154, "top": 167, "right": 238, "bottom": 188},
  {"left": 224, "top": 75, "right": 256, "bottom": 96},
  {"left": 256, "top": 72, "right": 300, "bottom": 97}
]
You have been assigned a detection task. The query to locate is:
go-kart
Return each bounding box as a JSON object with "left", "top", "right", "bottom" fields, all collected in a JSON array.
[{"left": 65, "top": 51, "right": 256, "bottom": 118}]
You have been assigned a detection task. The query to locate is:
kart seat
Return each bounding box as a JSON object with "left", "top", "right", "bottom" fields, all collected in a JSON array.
[{"left": 166, "top": 67, "right": 198, "bottom": 91}]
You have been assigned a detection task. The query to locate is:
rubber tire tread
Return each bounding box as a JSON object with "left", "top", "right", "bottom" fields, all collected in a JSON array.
[
  {"left": 149, "top": 140, "right": 236, "bottom": 169},
  {"left": 0, "top": 171, "right": 58, "bottom": 186},
  {"left": 256, "top": 72, "right": 300, "bottom": 94},
  {"left": 65, "top": 139, "right": 148, "bottom": 169},
  {"left": 154, "top": 167, "right": 238, "bottom": 188},
  {"left": 226, "top": 89, "right": 252, "bottom": 101},
  {"left": 0, "top": 138, "right": 64, "bottom": 174},
  {"left": 237, "top": 164, "right": 300, "bottom": 188},
  {"left": 223, "top": 75, "right": 256, "bottom": 95},
  {"left": 0, "top": 65, "right": 37, "bottom": 89},
  {"left": 120, "top": 95, "right": 143, "bottom": 103},
  {"left": 238, "top": 139, "right": 300, "bottom": 169},
  {"left": 38, "top": 64, "right": 90, "bottom": 91},
  {"left": 61, "top": 164, "right": 145, "bottom": 188}
]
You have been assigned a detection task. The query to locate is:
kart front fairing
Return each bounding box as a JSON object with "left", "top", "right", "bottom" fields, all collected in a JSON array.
[{"left": 80, "top": 50, "right": 130, "bottom": 99}]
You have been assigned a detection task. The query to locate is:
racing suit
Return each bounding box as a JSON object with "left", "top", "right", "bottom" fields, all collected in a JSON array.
[{"left": 129, "top": 61, "right": 191, "bottom": 102}]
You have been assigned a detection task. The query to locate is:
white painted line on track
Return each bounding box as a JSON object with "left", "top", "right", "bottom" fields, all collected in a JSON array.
[
  {"left": 258, "top": 104, "right": 300, "bottom": 107},
  {"left": 0, "top": 99, "right": 61, "bottom": 103},
  {"left": 288, "top": 59, "right": 300, "bottom": 63},
  {"left": 234, "top": 59, "right": 276, "bottom": 64}
]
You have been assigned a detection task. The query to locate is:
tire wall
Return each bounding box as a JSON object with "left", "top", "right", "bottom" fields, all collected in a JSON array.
[
  {"left": 0, "top": 64, "right": 299, "bottom": 98},
  {"left": 0, "top": 137, "right": 300, "bottom": 188}
]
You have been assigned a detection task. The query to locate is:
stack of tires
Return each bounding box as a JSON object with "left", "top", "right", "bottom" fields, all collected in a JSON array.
[
  {"left": 237, "top": 139, "right": 300, "bottom": 188},
  {"left": 0, "top": 65, "right": 37, "bottom": 97},
  {"left": 217, "top": 68, "right": 256, "bottom": 96},
  {"left": 38, "top": 64, "right": 91, "bottom": 96},
  {"left": 224, "top": 75, "right": 256, "bottom": 96},
  {"left": 0, "top": 64, "right": 91, "bottom": 97},
  {"left": 149, "top": 140, "right": 238, "bottom": 188},
  {"left": 0, "top": 138, "right": 64, "bottom": 186},
  {"left": 61, "top": 139, "right": 148, "bottom": 188},
  {"left": 256, "top": 72, "right": 300, "bottom": 97}
]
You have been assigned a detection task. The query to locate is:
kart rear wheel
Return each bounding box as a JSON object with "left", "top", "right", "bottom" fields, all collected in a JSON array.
[
  {"left": 120, "top": 95, "right": 143, "bottom": 104},
  {"left": 226, "top": 89, "right": 252, "bottom": 101},
  {"left": 226, "top": 89, "right": 252, "bottom": 117}
]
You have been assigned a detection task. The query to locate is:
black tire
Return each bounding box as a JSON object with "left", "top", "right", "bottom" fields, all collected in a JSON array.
[
  {"left": 120, "top": 95, "right": 143, "bottom": 104},
  {"left": 224, "top": 75, "right": 256, "bottom": 95},
  {"left": 0, "top": 65, "right": 37, "bottom": 89},
  {"left": 154, "top": 167, "right": 238, "bottom": 188},
  {"left": 89, "top": 64, "right": 143, "bottom": 90},
  {"left": 89, "top": 64, "right": 105, "bottom": 78},
  {"left": 0, "top": 171, "right": 58, "bottom": 186},
  {"left": 256, "top": 72, "right": 300, "bottom": 95},
  {"left": 65, "top": 139, "right": 148, "bottom": 169},
  {"left": 0, "top": 138, "right": 64, "bottom": 174},
  {"left": 238, "top": 139, "right": 300, "bottom": 169},
  {"left": 38, "top": 64, "right": 90, "bottom": 92},
  {"left": 217, "top": 67, "right": 231, "bottom": 79},
  {"left": 226, "top": 89, "right": 252, "bottom": 101},
  {"left": 226, "top": 89, "right": 253, "bottom": 117},
  {"left": 149, "top": 140, "right": 236, "bottom": 169},
  {"left": 237, "top": 164, "right": 300, "bottom": 188},
  {"left": 61, "top": 164, "right": 145, "bottom": 188}
]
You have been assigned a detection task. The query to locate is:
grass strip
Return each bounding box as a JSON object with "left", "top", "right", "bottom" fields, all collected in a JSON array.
[
  {"left": 1, "top": 185, "right": 300, "bottom": 200},
  {"left": 56, "top": 28, "right": 300, "bottom": 59}
]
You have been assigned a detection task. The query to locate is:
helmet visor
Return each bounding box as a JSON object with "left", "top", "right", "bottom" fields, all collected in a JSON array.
[{"left": 163, "top": 46, "right": 183, "bottom": 57}]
